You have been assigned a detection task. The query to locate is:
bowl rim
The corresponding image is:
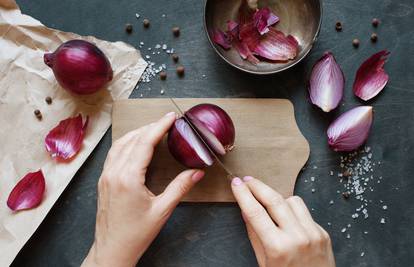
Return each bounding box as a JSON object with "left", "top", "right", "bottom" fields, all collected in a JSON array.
[{"left": 203, "top": 0, "right": 323, "bottom": 75}]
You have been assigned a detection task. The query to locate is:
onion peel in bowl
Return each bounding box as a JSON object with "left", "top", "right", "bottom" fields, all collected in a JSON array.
[
  {"left": 253, "top": 28, "right": 299, "bottom": 62},
  {"left": 309, "top": 52, "right": 345, "bottom": 112},
  {"left": 212, "top": 3, "right": 299, "bottom": 65},
  {"left": 327, "top": 106, "right": 373, "bottom": 152},
  {"left": 45, "top": 114, "right": 89, "bottom": 160},
  {"left": 7, "top": 170, "right": 46, "bottom": 211},
  {"left": 211, "top": 29, "right": 232, "bottom": 50},
  {"left": 253, "top": 7, "right": 280, "bottom": 35},
  {"left": 353, "top": 50, "right": 390, "bottom": 101}
]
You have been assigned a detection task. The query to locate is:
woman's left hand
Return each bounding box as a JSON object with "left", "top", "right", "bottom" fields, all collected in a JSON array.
[{"left": 82, "top": 112, "right": 205, "bottom": 267}]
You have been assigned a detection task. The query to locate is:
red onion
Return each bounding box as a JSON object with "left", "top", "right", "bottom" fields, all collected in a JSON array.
[
  {"left": 353, "top": 50, "right": 390, "bottom": 101},
  {"left": 327, "top": 106, "right": 373, "bottom": 152},
  {"left": 168, "top": 104, "right": 235, "bottom": 168},
  {"left": 44, "top": 40, "right": 113, "bottom": 95},
  {"left": 309, "top": 52, "right": 345, "bottom": 112}
]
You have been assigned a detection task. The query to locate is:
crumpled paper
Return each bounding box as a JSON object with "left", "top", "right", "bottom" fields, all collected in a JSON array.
[{"left": 0, "top": 0, "right": 147, "bottom": 265}]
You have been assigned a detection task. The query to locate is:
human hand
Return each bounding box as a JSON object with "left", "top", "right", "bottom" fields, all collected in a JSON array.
[
  {"left": 231, "top": 176, "right": 335, "bottom": 267},
  {"left": 82, "top": 112, "right": 205, "bottom": 267}
]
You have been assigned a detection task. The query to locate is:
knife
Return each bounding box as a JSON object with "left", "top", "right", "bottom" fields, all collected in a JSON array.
[{"left": 169, "top": 98, "right": 236, "bottom": 180}]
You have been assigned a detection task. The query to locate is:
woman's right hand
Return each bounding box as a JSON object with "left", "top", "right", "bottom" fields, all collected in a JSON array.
[{"left": 231, "top": 176, "right": 335, "bottom": 267}]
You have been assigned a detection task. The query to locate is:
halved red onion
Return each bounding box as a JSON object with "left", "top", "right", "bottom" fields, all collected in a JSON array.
[
  {"left": 309, "top": 52, "right": 345, "bottom": 112},
  {"left": 7, "top": 170, "right": 45, "bottom": 211},
  {"left": 44, "top": 40, "right": 113, "bottom": 95},
  {"left": 168, "top": 118, "right": 214, "bottom": 168},
  {"left": 327, "top": 106, "right": 373, "bottom": 152},
  {"left": 45, "top": 114, "right": 89, "bottom": 160},
  {"left": 253, "top": 7, "right": 279, "bottom": 35},
  {"left": 253, "top": 28, "right": 299, "bottom": 61},
  {"left": 186, "top": 104, "right": 235, "bottom": 155},
  {"left": 353, "top": 50, "right": 390, "bottom": 101},
  {"left": 212, "top": 29, "right": 232, "bottom": 50},
  {"left": 168, "top": 104, "right": 235, "bottom": 168}
]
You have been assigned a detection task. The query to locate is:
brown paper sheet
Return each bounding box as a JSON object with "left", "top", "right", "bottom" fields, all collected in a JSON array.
[{"left": 0, "top": 1, "right": 147, "bottom": 265}]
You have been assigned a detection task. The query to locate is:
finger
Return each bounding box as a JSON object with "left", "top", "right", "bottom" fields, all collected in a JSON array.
[
  {"left": 141, "top": 112, "right": 177, "bottom": 146},
  {"left": 157, "top": 169, "right": 205, "bottom": 212},
  {"left": 231, "top": 177, "right": 280, "bottom": 246},
  {"left": 242, "top": 176, "right": 299, "bottom": 230},
  {"left": 286, "top": 196, "right": 322, "bottom": 239},
  {"left": 242, "top": 214, "right": 266, "bottom": 267}
]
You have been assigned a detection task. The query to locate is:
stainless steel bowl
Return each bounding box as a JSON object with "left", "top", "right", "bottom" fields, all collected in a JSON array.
[{"left": 204, "top": 0, "right": 322, "bottom": 74}]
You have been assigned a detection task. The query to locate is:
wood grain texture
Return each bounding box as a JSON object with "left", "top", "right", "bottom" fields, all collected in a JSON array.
[{"left": 112, "top": 99, "right": 310, "bottom": 201}]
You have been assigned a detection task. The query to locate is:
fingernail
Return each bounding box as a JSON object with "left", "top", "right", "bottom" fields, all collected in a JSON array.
[
  {"left": 191, "top": 170, "right": 205, "bottom": 182},
  {"left": 165, "top": 111, "right": 176, "bottom": 117},
  {"left": 232, "top": 177, "right": 243, "bottom": 186},
  {"left": 243, "top": 176, "right": 254, "bottom": 182}
]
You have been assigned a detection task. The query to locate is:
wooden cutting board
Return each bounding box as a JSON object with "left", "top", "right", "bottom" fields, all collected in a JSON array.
[{"left": 112, "top": 99, "right": 309, "bottom": 202}]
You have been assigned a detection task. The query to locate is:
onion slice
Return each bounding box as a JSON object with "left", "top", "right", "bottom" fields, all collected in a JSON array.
[
  {"left": 253, "top": 28, "right": 299, "bottom": 61},
  {"left": 353, "top": 50, "right": 390, "bottom": 101},
  {"left": 253, "top": 7, "right": 280, "bottom": 35},
  {"left": 7, "top": 170, "right": 46, "bottom": 211},
  {"left": 45, "top": 114, "right": 89, "bottom": 160},
  {"left": 327, "top": 106, "right": 373, "bottom": 152},
  {"left": 168, "top": 119, "right": 214, "bottom": 168},
  {"left": 309, "top": 52, "right": 345, "bottom": 112}
]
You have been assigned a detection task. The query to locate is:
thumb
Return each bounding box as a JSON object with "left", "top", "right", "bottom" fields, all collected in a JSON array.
[{"left": 157, "top": 169, "right": 205, "bottom": 211}]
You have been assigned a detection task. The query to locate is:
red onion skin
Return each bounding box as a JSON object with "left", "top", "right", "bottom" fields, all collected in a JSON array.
[
  {"left": 186, "top": 104, "right": 235, "bottom": 154},
  {"left": 7, "top": 170, "right": 45, "bottom": 211},
  {"left": 168, "top": 119, "right": 212, "bottom": 169},
  {"left": 44, "top": 40, "right": 113, "bottom": 95}
]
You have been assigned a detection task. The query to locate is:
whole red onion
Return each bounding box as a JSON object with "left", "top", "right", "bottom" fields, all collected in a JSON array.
[
  {"left": 44, "top": 40, "right": 113, "bottom": 95},
  {"left": 168, "top": 104, "right": 235, "bottom": 168}
]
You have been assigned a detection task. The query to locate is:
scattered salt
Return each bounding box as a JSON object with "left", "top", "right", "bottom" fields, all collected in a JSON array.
[
  {"left": 361, "top": 252, "right": 365, "bottom": 257},
  {"left": 380, "top": 218, "right": 386, "bottom": 224}
]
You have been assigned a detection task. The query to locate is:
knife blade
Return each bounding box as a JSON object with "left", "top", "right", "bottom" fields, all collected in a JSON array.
[{"left": 169, "top": 98, "right": 236, "bottom": 179}]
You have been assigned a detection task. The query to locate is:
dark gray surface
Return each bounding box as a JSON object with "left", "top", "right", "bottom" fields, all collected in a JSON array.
[{"left": 11, "top": 0, "right": 414, "bottom": 266}]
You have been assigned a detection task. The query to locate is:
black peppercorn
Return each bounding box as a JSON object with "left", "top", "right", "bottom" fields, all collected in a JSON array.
[
  {"left": 176, "top": 65, "right": 185, "bottom": 77},
  {"left": 335, "top": 22, "right": 342, "bottom": 32},
  {"left": 143, "top": 19, "right": 150, "bottom": 28},
  {"left": 352, "top": 39, "right": 360, "bottom": 48},
  {"left": 34, "top": 109, "right": 42, "bottom": 120},
  {"left": 172, "top": 53, "right": 179, "bottom": 63},
  {"left": 172, "top": 27, "right": 180, "bottom": 37},
  {"left": 159, "top": 71, "right": 167, "bottom": 80},
  {"left": 45, "top": 96, "right": 52, "bottom": 105},
  {"left": 125, "top": 23, "right": 133, "bottom": 34},
  {"left": 342, "top": 192, "right": 350, "bottom": 199},
  {"left": 371, "top": 33, "right": 378, "bottom": 43}
]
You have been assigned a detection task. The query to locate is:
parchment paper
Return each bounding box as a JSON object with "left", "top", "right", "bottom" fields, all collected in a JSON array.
[{"left": 0, "top": 0, "right": 147, "bottom": 265}]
